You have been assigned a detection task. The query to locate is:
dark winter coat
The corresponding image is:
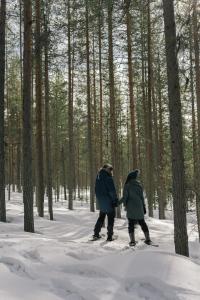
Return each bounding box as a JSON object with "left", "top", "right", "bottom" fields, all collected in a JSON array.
[
  {"left": 119, "top": 179, "right": 145, "bottom": 220},
  {"left": 95, "top": 169, "right": 118, "bottom": 213}
]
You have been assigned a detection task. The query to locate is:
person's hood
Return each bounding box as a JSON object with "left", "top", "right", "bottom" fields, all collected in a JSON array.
[
  {"left": 127, "top": 169, "right": 139, "bottom": 180},
  {"left": 97, "top": 168, "right": 111, "bottom": 178}
]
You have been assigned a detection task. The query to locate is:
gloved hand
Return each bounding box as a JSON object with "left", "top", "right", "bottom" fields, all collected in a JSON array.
[
  {"left": 143, "top": 204, "right": 146, "bottom": 215},
  {"left": 112, "top": 199, "right": 118, "bottom": 208}
]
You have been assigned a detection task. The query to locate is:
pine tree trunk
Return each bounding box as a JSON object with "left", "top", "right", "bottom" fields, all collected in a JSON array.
[
  {"left": 126, "top": 106, "right": 131, "bottom": 170},
  {"left": 0, "top": 0, "right": 6, "bottom": 222},
  {"left": 86, "top": 0, "right": 95, "bottom": 212},
  {"left": 157, "top": 53, "right": 166, "bottom": 219},
  {"left": 17, "top": 0, "right": 22, "bottom": 194},
  {"left": 108, "top": 0, "right": 120, "bottom": 217},
  {"left": 44, "top": 12, "right": 53, "bottom": 220},
  {"left": 92, "top": 32, "right": 98, "bottom": 173},
  {"left": 61, "top": 147, "right": 67, "bottom": 201},
  {"left": 163, "top": 0, "right": 189, "bottom": 256},
  {"left": 54, "top": 83, "right": 59, "bottom": 203},
  {"left": 190, "top": 14, "right": 200, "bottom": 240},
  {"left": 77, "top": 138, "right": 80, "bottom": 199},
  {"left": 140, "top": 4, "right": 148, "bottom": 199},
  {"left": 68, "top": 0, "right": 75, "bottom": 210},
  {"left": 152, "top": 77, "right": 160, "bottom": 212},
  {"left": 35, "top": 0, "right": 44, "bottom": 217},
  {"left": 6, "top": 75, "right": 11, "bottom": 202},
  {"left": 23, "top": 0, "right": 34, "bottom": 232},
  {"left": 11, "top": 145, "right": 15, "bottom": 192},
  {"left": 98, "top": 0, "right": 103, "bottom": 167},
  {"left": 146, "top": 0, "right": 154, "bottom": 217},
  {"left": 193, "top": 0, "right": 200, "bottom": 152},
  {"left": 6, "top": 51, "right": 11, "bottom": 198},
  {"left": 71, "top": 29, "right": 76, "bottom": 200},
  {"left": 16, "top": 129, "right": 22, "bottom": 193},
  {"left": 125, "top": 0, "right": 138, "bottom": 169}
]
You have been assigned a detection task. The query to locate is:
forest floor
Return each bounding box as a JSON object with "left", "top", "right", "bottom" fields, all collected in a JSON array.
[{"left": 0, "top": 192, "right": 200, "bottom": 300}]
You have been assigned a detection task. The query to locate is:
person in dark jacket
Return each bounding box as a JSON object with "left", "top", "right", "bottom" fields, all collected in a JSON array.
[
  {"left": 119, "top": 169, "right": 151, "bottom": 246},
  {"left": 93, "top": 164, "right": 118, "bottom": 241}
]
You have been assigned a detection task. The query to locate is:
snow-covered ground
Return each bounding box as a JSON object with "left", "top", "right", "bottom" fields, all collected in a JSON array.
[{"left": 0, "top": 192, "right": 200, "bottom": 300}]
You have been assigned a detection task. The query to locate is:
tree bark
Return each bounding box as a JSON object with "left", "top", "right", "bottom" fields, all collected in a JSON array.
[
  {"left": 108, "top": 0, "right": 120, "bottom": 217},
  {"left": 68, "top": 0, "right": 75, "bottom": 210},
  {"left": 157, "top": 53, "right": 166, "bottom": 219},
  {"left": 17, "top": 0, "right": 22, "bottom": 194},
  {"left": 23, "top": 0, "right": 34, "bottom": 232},
  {"left": 190, "top": 13, "right": 200, "bottom": 240},
  {"left": 98, "top": 0, "right": 103, "bottom": 167},
  {"left": 86, "top": 0, "right": 95, "bottom": 212},
  {"left": 193, "top": 0, "right": 200, "bottom": 152},
  {"left": 146, "top": 0, "right": 154, "bottom": 217},
  {"left": 140, "top": 3, "right": 148, "bottom": 200},
  {"left": 35, "top": 0, "right": 44, "bottom": 217},
  {"left": 0, "top": 0, "right": 6, "bottom": 222},
  {"left": 61, "top": 146, "right": 67, "bottom": 201},
  {"left": 125, "top": 0, "right": 138, "bottom": 169},
  {"left": 163, "top": 0, "right": 189, "bottom": 256},
  {"left": 44, "top": 11, "right": 53, "bottom": 220},
  {"left": 92, "top": 32, "right": 98, "bottom": 173}
]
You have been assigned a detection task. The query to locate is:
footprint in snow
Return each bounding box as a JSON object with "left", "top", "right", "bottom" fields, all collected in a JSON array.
[{"left": 0, "top": 256, "right": 34, "bottom": 279}]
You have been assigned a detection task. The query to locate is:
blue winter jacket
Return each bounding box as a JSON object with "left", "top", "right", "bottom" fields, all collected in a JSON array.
[{"left": 95, "top": 169, "right": 118, "bottom": 213}]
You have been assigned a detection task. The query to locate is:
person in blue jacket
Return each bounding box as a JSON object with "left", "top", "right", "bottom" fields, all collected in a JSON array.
[{"left": 93, "top": 164, "right": 118, "bottom": 241}]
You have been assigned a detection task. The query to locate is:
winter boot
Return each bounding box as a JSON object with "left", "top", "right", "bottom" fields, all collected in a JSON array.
[
  {"left": 144, "top": 231, "right": 151, "bottom": 245},
  {"left": 107, "top": 227, "right": 114, "bottom": 241},
  {"left": 106, "top": 235, "right": 113, "bottom": 241},
  {"left": 92, "top": 233, "right": 101, "bottom": 240},
  {"left": 129, "top": 232, "right": 136, "bottom": 246}
]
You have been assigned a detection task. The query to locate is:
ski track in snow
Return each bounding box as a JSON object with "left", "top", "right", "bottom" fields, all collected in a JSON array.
[{"left": 0, "top": 193, "right": 200, "bottom": 300}]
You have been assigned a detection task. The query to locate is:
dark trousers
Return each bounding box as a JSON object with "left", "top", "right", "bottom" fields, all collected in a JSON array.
[
  {"left": 128, "top": 218, "right": 149, "bottom": 234},
  {"left": 94, "top": 211, "right": 115, "bottom": 237}
]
